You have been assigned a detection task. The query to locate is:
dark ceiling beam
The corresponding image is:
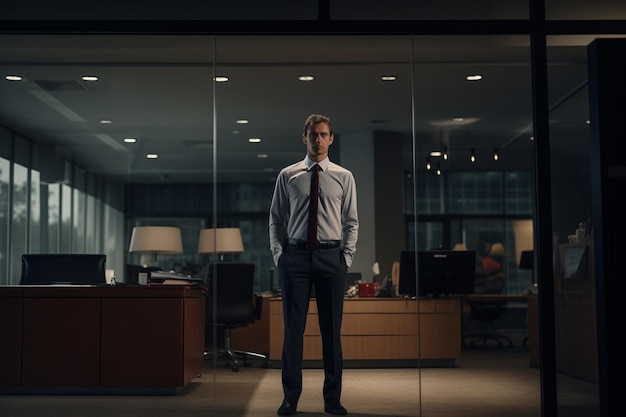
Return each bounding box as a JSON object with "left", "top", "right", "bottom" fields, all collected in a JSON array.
[
  {"left": 0, "top": 19, "right": 533, "bottom": 36},
  {"left": 1, "top": 19, "right": 624, "bottom": 36}
]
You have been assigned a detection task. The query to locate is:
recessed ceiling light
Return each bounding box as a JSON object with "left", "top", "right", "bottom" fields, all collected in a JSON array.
[
  {"left": 453, "top": 117, "right": 464, "bottom": 122},
  {"left": 82, "top": 76, "right": 98, "bottom": 81},
  {"left": 146, "top": 154, "right": 158, "bottom": 159},
  {"left": 124, "top": 138, "right": 137, "bottom": 143},
  {"left": 236, "top": 119, "right": 249, "bottom": 124},
  {"left": 213, "top": 76, "right": 229, "bottom": 82},
  {"left": 5, "top": 75, "right": 22, "bottom": 81},
  {"left": 249, "top": 138, "right": 262, "bottom": 143},
  {"left": 381, "top": 75, "right": 397, "bottom": 81},
  {"left": 466, "top": 75, "right": 483, "bottom": 81},
  {"left": 299, "top": 75, "right": 314, "bottom": 81},
  {"left": 99, "top": 119, "right": 113, "bottom": 124},
  {"left": 257, "top": 154, "right": 268, "bottom": 158},
  {"left": 430, "top": 151, "right": 442, "bottom": 157}
]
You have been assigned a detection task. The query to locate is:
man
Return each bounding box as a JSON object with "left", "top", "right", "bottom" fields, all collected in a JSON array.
[{"left": 269, "top": 114, "right": 359, "bottom": 416}]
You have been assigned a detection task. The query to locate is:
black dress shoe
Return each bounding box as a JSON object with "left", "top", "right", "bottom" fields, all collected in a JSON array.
[
  {"left": 324, "top": 401, "right": 348, "bottom": 415},
  {"left": 277, "top": 399, "right": 298, "bottom": 416}
]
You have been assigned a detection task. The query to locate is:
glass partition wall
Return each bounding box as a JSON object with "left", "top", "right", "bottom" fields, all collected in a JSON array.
[
  {"left": 2, "top": 8, "right": 622, "bottom": 416},
  {"left": 409, "top": 35, "right": 540, "bottom": 417},
  {"left": 547, "top": 35, "right": 601, "bottom": 417}
]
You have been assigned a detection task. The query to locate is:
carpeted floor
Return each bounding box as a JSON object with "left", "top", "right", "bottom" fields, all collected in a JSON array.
[{"left": 0, "top": 348, "right": 599, "bottom": 417}]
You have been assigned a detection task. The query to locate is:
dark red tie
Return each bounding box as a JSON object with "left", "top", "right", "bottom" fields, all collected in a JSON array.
[{"left": 307, "top": 164, "right": 320, "bottom": 249}]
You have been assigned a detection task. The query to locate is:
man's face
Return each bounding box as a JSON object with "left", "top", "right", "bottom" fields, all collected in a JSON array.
[{"left": 302, "top": 122, "right": 334, "bottom": 162}]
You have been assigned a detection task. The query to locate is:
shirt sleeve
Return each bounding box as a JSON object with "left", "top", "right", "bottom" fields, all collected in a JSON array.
[
  {"left": 341, "top": 171, "right": 359, "bottom": 269},
  {"left": 268, "top": 170, "right": 288, "bottom": 266}
]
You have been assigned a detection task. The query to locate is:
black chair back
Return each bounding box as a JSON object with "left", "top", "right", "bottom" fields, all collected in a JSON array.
[
  {"left": 206, "top": 262, "right": 256, "bottom": 326},
  {"left": 20, "top": 254, "right": 107, "bottom": 285}
]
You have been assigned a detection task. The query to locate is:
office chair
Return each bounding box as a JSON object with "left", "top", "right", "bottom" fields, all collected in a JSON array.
[
  {"left": 463, "top": 271, "right": 514, "bottom": 348},
  {"left": 204, "top": 262, "right": 269, "bottom": 372},
  {"left": 20, "top": 254, "right": 107, "bottom": 285}
]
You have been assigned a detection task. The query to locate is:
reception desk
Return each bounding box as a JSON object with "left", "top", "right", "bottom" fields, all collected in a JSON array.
[
  {"left": 268, "top": 297, "right": 462, "bottom": 367},
  {"left": 0, "top": 285, "right": 205, "bottom": 394}
]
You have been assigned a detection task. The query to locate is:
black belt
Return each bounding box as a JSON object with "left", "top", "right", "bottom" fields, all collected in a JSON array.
[{"left": 287, "top": 238, "right": 340, "bottom": 250}]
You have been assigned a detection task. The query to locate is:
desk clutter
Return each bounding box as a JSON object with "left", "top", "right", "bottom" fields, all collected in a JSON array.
[{"left": 147, "top": 270, "right": 202, "bottom": 284}]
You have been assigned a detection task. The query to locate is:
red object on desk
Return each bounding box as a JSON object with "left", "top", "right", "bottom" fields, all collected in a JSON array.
[{"left": 358, "top": 282, "right": 379, "bottom": 297}]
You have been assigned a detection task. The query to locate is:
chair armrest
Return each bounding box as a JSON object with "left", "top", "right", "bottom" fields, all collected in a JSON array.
[{"left": 253, "top": 293, "right": 263, "bottom": 321}]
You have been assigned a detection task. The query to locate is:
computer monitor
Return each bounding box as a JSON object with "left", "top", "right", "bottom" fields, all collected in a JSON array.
[
  {"left": 398, "top": 250, "right": 476, "bottom": 298},
  {"left": 20, "top": 254, "right": 107, "bottom": 285}
]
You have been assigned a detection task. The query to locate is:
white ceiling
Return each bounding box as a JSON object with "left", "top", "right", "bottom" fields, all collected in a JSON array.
[{"left": 0, "top": 33, "right": 597, "bottom": 184}]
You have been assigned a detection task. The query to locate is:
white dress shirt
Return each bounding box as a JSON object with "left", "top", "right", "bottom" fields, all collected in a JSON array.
[{"left": 269, "top": 155, "right": 359, "bottom": 268}]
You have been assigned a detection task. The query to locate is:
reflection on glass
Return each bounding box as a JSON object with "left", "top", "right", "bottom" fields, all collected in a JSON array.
[{"left": 548, "top": 35, "right": 600, "bottom": 416}]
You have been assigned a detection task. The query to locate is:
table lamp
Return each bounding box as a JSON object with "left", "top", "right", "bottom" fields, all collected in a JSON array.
[
  {"left": 129, "top": 226, "right": 184, "bottom": 267},
  {"left": 453, "top": 243, "right": 468, "bottom": 251},
  {"left": 197, "top": 227, "right": 244, "bottom": 261},
  {"left": 519, "top": 249, "right": 536, "bottom": 289},
  {"left": 489, "top": 242, "right": 506, "bottom": 257}
]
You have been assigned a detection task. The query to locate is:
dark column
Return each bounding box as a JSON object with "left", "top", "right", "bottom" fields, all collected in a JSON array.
[
  {"left": 373, "top": 131, "right": 405, "bottom": 280},
  {"left": 588, "top": 38, "right": 626, "bottom": 417}
]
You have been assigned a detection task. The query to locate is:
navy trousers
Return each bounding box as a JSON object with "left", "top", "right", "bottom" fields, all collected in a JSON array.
[{"left": 278, "top": 244, "right": 347, "bottom": 402}]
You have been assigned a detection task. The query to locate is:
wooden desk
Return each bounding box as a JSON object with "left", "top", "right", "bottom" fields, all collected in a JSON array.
[
  {"left": 0, "top": 285, "right": 205, "bottom": 394},
  {"left": 269, "top": 297, "right": 461, "bottom": 367},
  {"left": 554, "top": 242, "right": 598, "bottom": 382},
  {"left": 466, "top": 294, "right": 528, "bottom": 302}
]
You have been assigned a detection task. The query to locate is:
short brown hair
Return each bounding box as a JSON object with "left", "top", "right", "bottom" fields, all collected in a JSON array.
[{"left": 303, "top": 114, "right": 333, "bottom": 135}]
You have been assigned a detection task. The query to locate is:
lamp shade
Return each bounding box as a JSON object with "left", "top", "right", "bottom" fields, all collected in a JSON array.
[
  {"left": 489, "top": 242, "right": 506, "bottom": 256},
  {"left": 453, "top": 243, "right": 467, "bottom": 251},
  {"left": 519, "top": 250, "right": 534, "bottom": 269},
  {"left": 128, "top": 226, "right": 184, "bottom": 254},
  {"left": 198, "top": 228, "right": 244, "bottom": 254}
]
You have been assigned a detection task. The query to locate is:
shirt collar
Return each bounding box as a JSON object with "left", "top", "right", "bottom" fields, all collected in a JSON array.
[{"left": 305, "top": 155, "right": 330, "bottom": 172}]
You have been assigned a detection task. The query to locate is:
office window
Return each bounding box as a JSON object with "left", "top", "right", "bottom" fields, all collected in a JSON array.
[
  {"left": 85, "top": 193, "right": 96, "bottom": 253},
  {"left": 85, "top": 173, "right": 100, "bottom": 254},
  {"left": 447, "top": 172, "right": 503, "bottom": 214},
  {"left": 47, "top": 183, "right": 60, "bottom": 253},
  {"left": 410, "top": 172, "right": 445, "bottom": 215},
  {"left": 29, "top": 169, "right": 41, "bottom": 253},
  {"left": 72, "top": 188, "right": 86, "bottom": 252},
  {"left": 0, "top": 156, "right": 9, "bottom": 283},
  {"left": 72, "top": 167, "right": 86, "bottom": 252},
  {"left": 103, "top": 202, "right": 124, "bottom": 281},
  {"left": 408, "top": 221, "right": 444, "bottom": 251},
  {"left": 504, "top": 172, "right": 534, "bottom": 214},
  {"left": 60, "top": 184, "right": 72, "bottom": 253},
  {"left": 407, "top": 171, "right": 532, "bottom": 216},
  {"left": 10, "top": 163, "right": 28, "bottom": 284},
  {"left": 217, "top": 183, "right": 274, "bottom": 213}
]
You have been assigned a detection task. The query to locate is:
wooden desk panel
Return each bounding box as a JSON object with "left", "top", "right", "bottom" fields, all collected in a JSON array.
[
  {"left": 0, "top": 295, "right": 23, "bottom": 386},
  {"left": 0, "top": 285, "right": 205, "bottom": 393},
  {"left": 269, "top": 297, "right": 461, "bottom": 363},
  {"left": 22, "top": 298, "right": 102, "bottom": 386},
  {"left": 101, "top": 298, "right": 185, "bottom": 386}
]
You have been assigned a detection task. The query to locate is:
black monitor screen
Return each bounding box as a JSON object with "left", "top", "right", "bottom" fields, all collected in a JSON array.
[
  {"left": 399, "top": 250, "right": 476, "bottom": 298},
  {"left": 20, "top": 254, "right": 107, "bottom": 285}
]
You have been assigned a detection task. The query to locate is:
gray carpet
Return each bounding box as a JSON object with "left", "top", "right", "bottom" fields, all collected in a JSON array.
[{"left": 0, "top": 349, "right": 598, "bottom": 417}]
